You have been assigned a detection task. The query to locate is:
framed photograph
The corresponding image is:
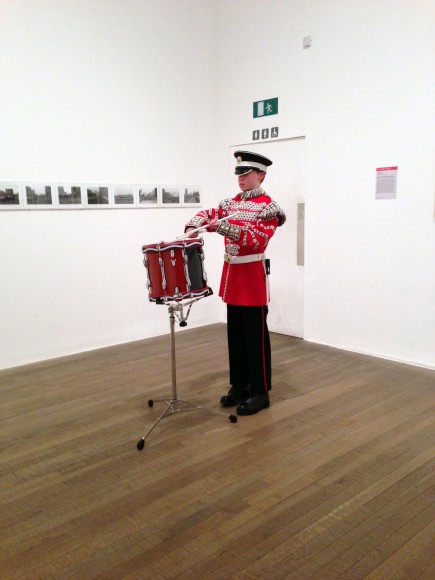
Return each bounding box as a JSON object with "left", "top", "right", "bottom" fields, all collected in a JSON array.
[
  {"left": 84, "top": 184, "right": 111, "bottom": 207},
  {"left": 23, "top": 182, "right": 55, "bottom": 209},
  {"left": 0, "top": 182, "right": 22, "bottom": 209},
  {"left": 137, "top": 184, "right": 159, "bottom": 207},
  {"left": 55, "top": 183, "right": 84, "bottom": 208},
  {"left": 182, "top": 185, "right": 202, "bottom": 207},
  {"left": 161, "top": 185, "right": 181, "bottom": 207},
  {"left": 113, "top": 184, "right": 136, "bottom": 207}
]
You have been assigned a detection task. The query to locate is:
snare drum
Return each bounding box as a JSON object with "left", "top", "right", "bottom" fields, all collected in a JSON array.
[{"left": 142, "top": 238, "right": 212, "bottom": 302}]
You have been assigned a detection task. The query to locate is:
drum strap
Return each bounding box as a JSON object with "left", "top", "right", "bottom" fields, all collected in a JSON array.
[{"left": 224, "top": 252, "right": 264, "bottom": 264}]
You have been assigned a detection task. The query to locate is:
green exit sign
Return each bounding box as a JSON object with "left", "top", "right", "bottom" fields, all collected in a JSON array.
[{"left": 253, "top": 97, "right": 278, "bottom": 118}]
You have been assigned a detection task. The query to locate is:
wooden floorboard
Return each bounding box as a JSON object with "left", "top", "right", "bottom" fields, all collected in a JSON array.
[{"left": 0, "top": 323, "right": 434, "bottom": 579}]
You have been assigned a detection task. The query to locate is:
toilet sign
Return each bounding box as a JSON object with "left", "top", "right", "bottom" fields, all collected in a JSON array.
[{"left": 252, "top": 127, "right": 279, "bottom": 141}]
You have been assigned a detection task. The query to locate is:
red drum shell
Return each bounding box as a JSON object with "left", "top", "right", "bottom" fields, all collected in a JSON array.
[{"left": 142, "top": 238, "right": 210, "bottom": 302}]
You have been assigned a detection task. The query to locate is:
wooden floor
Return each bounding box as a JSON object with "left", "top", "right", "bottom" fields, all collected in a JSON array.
[{"left": 0, "top": 323, "right": 434, "bottom": 579}]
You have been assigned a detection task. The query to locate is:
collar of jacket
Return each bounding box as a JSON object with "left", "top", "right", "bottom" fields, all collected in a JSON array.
[{"left": 240, "top": 187, "right": 265, "bottom": 200}]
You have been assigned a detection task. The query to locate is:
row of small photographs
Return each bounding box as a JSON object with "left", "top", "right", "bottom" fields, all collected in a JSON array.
[{"left": 0, "top": 182, "right": 202, "bottom": 209}]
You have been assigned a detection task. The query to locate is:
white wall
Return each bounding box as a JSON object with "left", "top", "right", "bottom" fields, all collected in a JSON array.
[
  {"left": 1, "top": 0, "right": 434, "bottom": 370},
  {"left": 215, "top": 0, "right": 435, "bottom": 368},
  {"left": 0, "top": 0, "right": 224, "bottom": 369}
]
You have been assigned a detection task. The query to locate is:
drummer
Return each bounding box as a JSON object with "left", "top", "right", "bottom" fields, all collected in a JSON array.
[{"left": 185, "top": 150, "right": 286, "bottom": 415}]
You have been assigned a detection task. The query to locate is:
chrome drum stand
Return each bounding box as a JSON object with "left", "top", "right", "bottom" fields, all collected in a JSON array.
[{"left": 136, "top": 297, "right": 204, "bottom": 450}]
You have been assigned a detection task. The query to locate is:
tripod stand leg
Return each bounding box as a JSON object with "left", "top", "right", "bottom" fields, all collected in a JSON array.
[{"left": 137, "top": 401, "right": 172, "bottom": 449}]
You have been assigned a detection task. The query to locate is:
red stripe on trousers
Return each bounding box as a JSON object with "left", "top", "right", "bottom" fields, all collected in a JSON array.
[{"left": 261, "top": 306, "right": 267, "bottom": 392}]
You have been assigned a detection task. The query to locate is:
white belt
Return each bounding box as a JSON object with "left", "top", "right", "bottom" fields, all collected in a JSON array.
[{"left": 224, "top": 253, "right": 264, "bottom": 264}]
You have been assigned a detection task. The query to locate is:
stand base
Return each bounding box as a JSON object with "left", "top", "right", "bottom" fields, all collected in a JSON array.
[{"left": 136, "top": 397, "right": 201, "bottom": 449}]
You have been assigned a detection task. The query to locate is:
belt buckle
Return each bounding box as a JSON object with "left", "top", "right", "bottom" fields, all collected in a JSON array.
[{"left": 224, "top": 253, "right": 232, "bottom": 263}]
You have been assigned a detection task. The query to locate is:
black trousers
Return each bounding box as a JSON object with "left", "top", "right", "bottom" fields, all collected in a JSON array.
[{"left": 226, "top": 304, "right": 271, "bottom": 396}]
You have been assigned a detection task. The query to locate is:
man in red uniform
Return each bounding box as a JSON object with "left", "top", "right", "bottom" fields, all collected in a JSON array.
[{"left": 185, "top": 150, "right": 286, "bottom": 415}]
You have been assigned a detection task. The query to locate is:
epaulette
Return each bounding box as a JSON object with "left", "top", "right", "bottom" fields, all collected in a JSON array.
[
  {"left": 258, "top": 200, "right": 286, "bottom": 226},
  {"left": 218, "top": 198, "right": 233, "bottom": 212}
]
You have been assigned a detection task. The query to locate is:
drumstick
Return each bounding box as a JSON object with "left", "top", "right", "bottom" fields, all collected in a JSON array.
[{"left": 176, "top": 212, "right": 239, "bottom": 240}]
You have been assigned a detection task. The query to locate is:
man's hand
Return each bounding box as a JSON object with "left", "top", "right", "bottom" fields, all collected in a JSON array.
[
  {"left": 207, "top": 219, "right": 219, "bottom": 232},
  {"left": 185, "top": 219, "right": 218, "bottom": 237},
  {"left": 185, "top": 227, "right": 197, "bottom": 238}
]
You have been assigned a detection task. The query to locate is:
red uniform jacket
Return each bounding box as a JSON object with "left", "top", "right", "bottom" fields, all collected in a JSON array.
[{"left": 185, "top": 188, "right": 286, "bottom": 306}]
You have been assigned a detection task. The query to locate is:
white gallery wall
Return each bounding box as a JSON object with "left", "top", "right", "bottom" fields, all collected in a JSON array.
[
  {"left": 215, "top": 0, "right": 435, "bottom": 369},
  {"left": 1, "top": 0, "right": 434, "bottom": 370},
  {"left": 0, "top": 0, "right": 224, "bottom": 369}
]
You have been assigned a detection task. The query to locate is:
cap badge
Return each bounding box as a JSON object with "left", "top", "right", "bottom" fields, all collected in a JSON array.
[{"left": 236, "top": 156, "right": 242, "bottom": 163}]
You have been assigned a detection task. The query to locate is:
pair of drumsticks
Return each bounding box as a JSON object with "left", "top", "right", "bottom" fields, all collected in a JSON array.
[{"left": 177, "top": 212, "right": 239, "bottom": 240}]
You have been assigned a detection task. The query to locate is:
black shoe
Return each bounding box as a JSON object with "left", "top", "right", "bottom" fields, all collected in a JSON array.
[
  {"left": 220, "top": 386, "right": 249, "bottom": 408},
  {"left": 236, "top": 393, "right": 270, "bottom": 416}
]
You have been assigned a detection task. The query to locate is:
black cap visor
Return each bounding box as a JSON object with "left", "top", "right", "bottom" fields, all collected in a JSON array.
[{"left": 235, "top": 166, "right": 256, "bottom": 175}]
